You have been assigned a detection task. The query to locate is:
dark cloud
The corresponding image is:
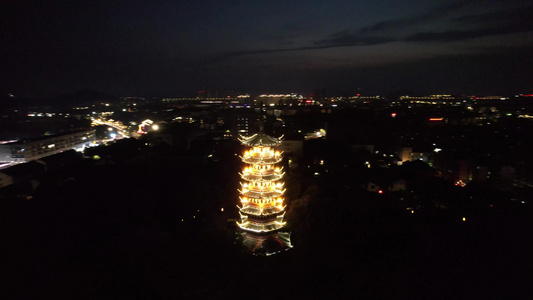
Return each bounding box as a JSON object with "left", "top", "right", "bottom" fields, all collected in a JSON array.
[
  {"left": 182, "top": 3, "right": 533, "bottom": 67},
  {"left": 314, "top": 2, "right": 533, "bottom": 48},
  {"left": 171, "top": 0, "right": 533, "bottom": 64},
  {"left": 437, "top": 0, "right": 478, "bottom": 13},
  {"left": 357, "top": 16, "right": 429, "bottom": 34},
  {"left": 405, "top": 5, "right": 533, "bottom": 42},
  {"left": 174, "top": 35, "right": 397, "bottom": 69},
  {"left": 314, "top": 33, "right": 396, "bottom": 47},
  {"left": 453, "top": 4, "right": 533, "bottom": 26},
  {"left": 356, "top": 0, "right": 478, "bottom": 34},
  {"left": 405, "top": 24, "right": 533, "bottom": 43}
]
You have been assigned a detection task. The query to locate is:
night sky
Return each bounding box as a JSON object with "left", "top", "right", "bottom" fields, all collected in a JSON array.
[{"left": 1, "top": 0, "right": 532, "bottom": 97}]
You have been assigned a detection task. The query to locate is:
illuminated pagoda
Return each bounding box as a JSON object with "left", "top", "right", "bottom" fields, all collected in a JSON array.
[{"left": 236, "top": 129, "right": 293, "bottom": 255}]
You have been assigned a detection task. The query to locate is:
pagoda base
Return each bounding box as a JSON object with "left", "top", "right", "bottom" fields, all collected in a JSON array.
[{"left": 238, "top": 231, "right": 293, "bottom": 256}]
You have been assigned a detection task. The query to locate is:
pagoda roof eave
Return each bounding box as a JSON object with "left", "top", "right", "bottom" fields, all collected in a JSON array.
[{"left": 239, "top": 132, "right": 283, "bottom": 147}]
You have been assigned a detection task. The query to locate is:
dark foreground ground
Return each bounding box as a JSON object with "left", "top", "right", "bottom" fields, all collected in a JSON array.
[{"left": 1, "top": 156, "right": 532, "bottom": 299}]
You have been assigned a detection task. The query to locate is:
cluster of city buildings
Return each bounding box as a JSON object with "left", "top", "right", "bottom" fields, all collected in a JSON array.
[
  {"left": 1, "top": 90, "right": 532, "bottom": 235},
  {"left": 0, "top": 129, "right": 96, "bottom": 190},
  {"left": 0, "top": 130, "right": 95, "bottom": 165}
]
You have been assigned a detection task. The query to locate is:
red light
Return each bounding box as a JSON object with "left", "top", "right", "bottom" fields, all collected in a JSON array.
[
  {"left": 305, "top": 100, "right": 312, "bottom": 103},
  {"left": 429, "top": 118, "right": 443, "bottom": 121},
  {"left": 378, "top": 190, "right": 383, "bottom": 194},
  {"left": 391, "top": 113, "right": 397, "bottom": 118}
]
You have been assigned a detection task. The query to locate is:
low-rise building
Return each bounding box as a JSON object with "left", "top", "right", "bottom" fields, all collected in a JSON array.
[{"left": 0, "top": 129, "right": 95, "bottom": 163}]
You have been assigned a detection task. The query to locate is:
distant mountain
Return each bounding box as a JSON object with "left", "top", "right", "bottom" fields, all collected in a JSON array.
[{"left": 45, "top": 89, "right": 119, "bottom": 107}]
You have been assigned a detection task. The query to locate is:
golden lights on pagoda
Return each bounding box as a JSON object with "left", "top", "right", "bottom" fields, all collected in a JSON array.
[
  {"left": 235, "top": 131, "right": 293, "bottom": 255},
  {"left": 236, "top": 141, "right": 287, "bottom": 233}
]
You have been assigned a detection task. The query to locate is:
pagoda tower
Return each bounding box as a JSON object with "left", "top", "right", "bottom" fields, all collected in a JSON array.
[{"left": 237, "top": 131, "right": 292, "bottom": 255}]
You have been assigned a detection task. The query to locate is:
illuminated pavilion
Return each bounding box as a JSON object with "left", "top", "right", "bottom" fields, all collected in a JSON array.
[{"left": 236, "top": 130, "right": 292, "bottom": 255}]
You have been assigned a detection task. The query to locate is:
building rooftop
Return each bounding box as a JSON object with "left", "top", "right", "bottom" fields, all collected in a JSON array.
[
  {"left": 239, "top": 132, "right": 282, "bottom": 147},
  {"left": 4, "top": 129, "right": 95, "bottom": 145}
]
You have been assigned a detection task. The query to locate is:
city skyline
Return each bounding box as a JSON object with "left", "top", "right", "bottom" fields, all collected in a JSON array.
[{"left": 1, "top": 0, "right": 532, "bottom": 97}]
